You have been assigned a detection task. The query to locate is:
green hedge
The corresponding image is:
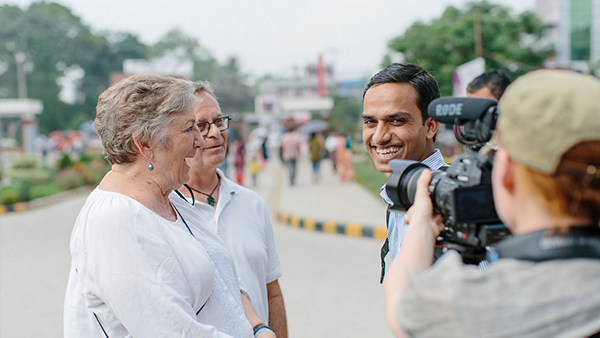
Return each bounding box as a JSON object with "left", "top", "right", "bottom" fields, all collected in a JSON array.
[
  {"left": 0, "top": 152, "right": 111, "bottom": 205},
  {"left": 29, "top": 181, "right": 63, "bottom": 200},
  {"left": 0, "top": 186, "right": 20, "bottom": 205},
  {"left": 352, "top": 158, "right": 387, "bottom": 197}
]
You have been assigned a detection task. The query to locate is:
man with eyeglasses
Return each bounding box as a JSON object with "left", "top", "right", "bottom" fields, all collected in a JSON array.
[{"left": 171, "top": 81, "right": 287, "bottom": 337}]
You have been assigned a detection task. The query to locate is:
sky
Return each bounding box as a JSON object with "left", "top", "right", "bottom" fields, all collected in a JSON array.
[{"left": 4, "top": 0, "right": 536, "bottom": 81}]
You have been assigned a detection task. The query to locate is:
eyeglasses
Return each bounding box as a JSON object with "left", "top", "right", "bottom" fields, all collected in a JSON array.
[{"left": 197, "top": 116, "right": 230, "bottom": 136}]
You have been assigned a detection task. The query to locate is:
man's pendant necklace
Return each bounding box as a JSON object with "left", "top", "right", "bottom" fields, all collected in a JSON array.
[{"left": 189, "top": 174, "right": 221, "bottom": 207}]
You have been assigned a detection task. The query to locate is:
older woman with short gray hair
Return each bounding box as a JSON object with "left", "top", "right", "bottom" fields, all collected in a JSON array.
[{"left": 64, "top": 73, "right": 274, "bottom": 338}]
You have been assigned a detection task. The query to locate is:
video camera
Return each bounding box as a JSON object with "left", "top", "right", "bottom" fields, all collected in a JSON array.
[{"left": 385, "top": 97, "right": 511, "bottom": 264}]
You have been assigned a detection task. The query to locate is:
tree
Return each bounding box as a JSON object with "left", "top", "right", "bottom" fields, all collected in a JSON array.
[
  {"left": 384, "top": 1, "right": 552, "bottom": 96},
  {"left": 212, "top": 56, "right": 254, "bottom": 113},
  {"left": 150, "top": 31, "right": 253, "bottom": 112},
  {"left": 149, "top": 28, "right": 219, "bottom": 81},
  {"left": 329, "top": 95, "right": 362, "bottom": 133},
  {"left": 74, "top": 31, "right": 147, "bottom": 128},
  {"left": 0, "top": 3, "right": 254, "bottom": 134},
  {"left": 0, "top": 3, "right": 88, "bottom": 133},
  {"left": 0, "top": 3, "right": 147, "bottom": 133}
]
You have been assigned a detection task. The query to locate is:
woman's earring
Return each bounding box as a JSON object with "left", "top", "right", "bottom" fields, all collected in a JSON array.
[{"left": 148, "top": 156, "right": 154, "bottom": 171}]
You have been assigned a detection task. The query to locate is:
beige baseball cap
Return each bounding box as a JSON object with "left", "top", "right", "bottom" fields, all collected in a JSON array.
[{"left": 496, "top": 69, "right": 600, "bottom": 174}]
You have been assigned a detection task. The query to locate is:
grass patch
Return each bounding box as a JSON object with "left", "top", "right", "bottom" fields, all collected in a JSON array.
[
  {"left": 0, "top": 186, "right": 20, "bottom": 205},
  {"left": 352, "top": 158, "right": 387, "bottom": 197},
  {"left": 30, "top": 181, "right": 63, "bottom": 200}
]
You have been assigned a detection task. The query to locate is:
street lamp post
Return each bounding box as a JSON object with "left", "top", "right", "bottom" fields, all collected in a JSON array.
[{"left": 14, "top": 52, "right": 28, "bottom": 99}]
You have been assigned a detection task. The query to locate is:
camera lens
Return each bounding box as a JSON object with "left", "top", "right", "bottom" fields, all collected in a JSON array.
[{"left": 386, "top": 160, "right": 429, "bottom": 211}]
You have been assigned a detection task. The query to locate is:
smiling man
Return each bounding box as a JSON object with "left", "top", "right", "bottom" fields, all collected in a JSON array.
[{"left": 362, "top": 63, "right": 447, "bottom": 282}]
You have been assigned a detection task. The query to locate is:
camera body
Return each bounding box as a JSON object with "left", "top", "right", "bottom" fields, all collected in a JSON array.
[{"left": 385, "top": 97, "right": 510, "bottom": 263}]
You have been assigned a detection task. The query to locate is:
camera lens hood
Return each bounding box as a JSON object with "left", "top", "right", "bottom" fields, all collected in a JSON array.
[{"left": 386, "top": 159, "right": 428, "bottom": 211}]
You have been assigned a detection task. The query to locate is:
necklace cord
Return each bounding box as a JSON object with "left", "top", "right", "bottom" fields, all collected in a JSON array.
[
  {"left": 188, "top": 175, "right": 220, "bottom": 199},
  {"left": 182, "top": 184, "right": 195, "bottom": 205}
]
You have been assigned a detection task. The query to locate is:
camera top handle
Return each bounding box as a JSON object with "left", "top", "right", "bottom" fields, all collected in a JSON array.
[
  {"left": 427, "top": 97, "right": 497, "bottom": 124},
  {"left": 428, "top": 97, "right": 498, "bottom": 151}
]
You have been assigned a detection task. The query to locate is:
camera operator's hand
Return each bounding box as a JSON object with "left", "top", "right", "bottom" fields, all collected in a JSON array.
[{"left": 404, "top": 169, "right": 444, "bottom": 237}]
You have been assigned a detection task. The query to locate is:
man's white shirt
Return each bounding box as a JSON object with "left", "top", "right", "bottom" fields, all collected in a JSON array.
[{"left": 170, "top": 169, "right": 283, "bottom": 323}]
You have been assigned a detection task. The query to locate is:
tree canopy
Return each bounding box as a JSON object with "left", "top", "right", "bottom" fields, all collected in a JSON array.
[
  {"left": 329, "top": 94, "right": 363, "bottom": 133},
  {"left": 0, "top": 3, "right": 253, "bottom": 134},
  {"left": 0, "top": 2, "right": 148, "bottom": 133},
  {"left": 149, "top": 30, "right": 253, "bottom": 112},
  {"left": 384, "top": 1, "right": 552, "bottom": 96}
]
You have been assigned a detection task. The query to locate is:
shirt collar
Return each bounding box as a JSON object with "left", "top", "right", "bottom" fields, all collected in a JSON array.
[
  {"left": 421, "top": 149, "right": 447, "bottom": 171},
  {"left": 217, "top": 168, "right": 237, "bottom": 195}
]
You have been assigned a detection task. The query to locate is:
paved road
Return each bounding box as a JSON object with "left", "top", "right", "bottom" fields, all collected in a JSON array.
[
  {"left": 0, "top": 157, "right": 392, "bottom": 337},
  {"left": 0, "top": 196, "right": 85, "bottom": 338},
  {"left": 248, "top": 157, "right": 391, "bottom": 337},
  {"left": 274, "top": 222, "right": 391, "bottom": 337}
]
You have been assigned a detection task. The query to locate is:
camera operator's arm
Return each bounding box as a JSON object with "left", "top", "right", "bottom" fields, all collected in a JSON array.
[{"left": 384, "top": 170, "right": 444, "bottom": 338}]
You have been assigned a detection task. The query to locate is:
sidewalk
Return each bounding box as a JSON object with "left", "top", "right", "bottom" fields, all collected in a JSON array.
[{"left": 246, "top": 156, "right": 388, "bottom": 241}]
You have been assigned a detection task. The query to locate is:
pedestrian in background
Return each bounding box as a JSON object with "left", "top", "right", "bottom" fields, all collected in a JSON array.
[
  {"left": 325, "top": 131, "right": 340, "bottom": 173},
  {"left": 280, "top": 125, "right": 302, "bottom": 186},
  {"left": 261, "top": 136, "right": 269, "bottom": 168},
  {"left": 308, "top": 132, "right": 323, "bottom": 182},
  {"left": 250, "top": 154, "right": 260, "bottom": 187},
  {"left": 467, "top": 69, "right": 511, "bottom": 101},
  {"left": 234, "top": 137, "right": 245, "bottom": 185},
  {"left": 336, "top": 133, "right": 355, "bottom": 182}
]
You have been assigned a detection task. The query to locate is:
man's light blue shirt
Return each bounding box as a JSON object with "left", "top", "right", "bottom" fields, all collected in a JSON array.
[{"left": 380, "top": 149, "right": 448, "bottom": 260}]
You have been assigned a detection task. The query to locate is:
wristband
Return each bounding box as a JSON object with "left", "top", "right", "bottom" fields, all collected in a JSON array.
[{"left": 253, "top": 323, "right": 275, "bottom": 337}]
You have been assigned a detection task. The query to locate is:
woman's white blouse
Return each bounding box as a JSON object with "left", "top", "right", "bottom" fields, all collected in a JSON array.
[{"left": 64, "top": 188, "right": 252, "bottom": 338}]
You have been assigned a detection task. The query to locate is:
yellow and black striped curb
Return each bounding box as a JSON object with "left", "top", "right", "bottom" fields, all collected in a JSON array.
[
  {"left": 0, "top": 186, "right": 93, "bottom": 216},
  {"left": 276, "top": 211, "right": 387, "bottom": 240}
]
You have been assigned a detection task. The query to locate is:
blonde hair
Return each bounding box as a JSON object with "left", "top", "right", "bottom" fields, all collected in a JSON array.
[
  {"left": 513, "top": 141, "right": 600, "bottom": 230},
  {"left": 94, "top": 73, "right": 198, "bottom": 164}
]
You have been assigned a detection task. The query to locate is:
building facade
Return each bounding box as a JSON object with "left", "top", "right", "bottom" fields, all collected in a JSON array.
[
  {"left": 537, "top": 0, "right": 600, "bottom": 73},
  {"left": 255, "top": 56, "right": 335, "bottom": 120}
]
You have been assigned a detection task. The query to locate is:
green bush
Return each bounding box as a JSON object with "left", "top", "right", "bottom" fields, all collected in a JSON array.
[
  {"left": 352, "top": 158, "right": 387, "bottom": 197},
  {"left": 6, "top": 168, "right": 52, "bottom": 182},
  {"left": 0, "top": 186, "right": 20, "bottom": 205},
  {"left": 18, "top": 180, "right": 32, "bottom": 201},
  {"left": 13, "top": 155, "right": 38, "bottom": 169},
  {"left": 79, "top": 153, "right": 93, "bottom": 163},
  {"left": 57, "top": 153, "right": 74, "bottom": 170},
  {"left": 6, "top": 157, "right": 53, "bottom": 202},
  {"left": 30, "top": 181, "right": 63, "bottom": 200},
  {"left": 56, "top": 168, "right": 86, "bottom": 190}
]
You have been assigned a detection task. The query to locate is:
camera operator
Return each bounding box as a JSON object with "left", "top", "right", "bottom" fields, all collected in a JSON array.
[
  {"left": 384, "top": 70, "right": 600, "bottom": 338},
  {"left": 361, "top": 63, "right": 448, "bottom": 283}
]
